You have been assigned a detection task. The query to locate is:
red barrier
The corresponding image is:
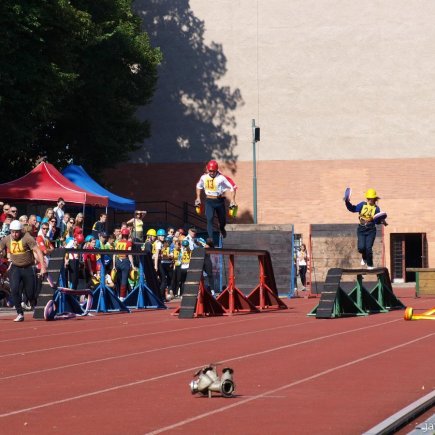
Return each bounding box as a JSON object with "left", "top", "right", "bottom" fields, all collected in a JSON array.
[
  {"left": 174, "top": 248, "right": 288, "bottom": 317},
  {"left": 216, "top": 254, "right": 259, "bottom": 314},
  {"left": 210, "top": 248, "right": 287, "bottom": 314},
  {"left": 247, "top": 255, "right": 288, "bottom": 310}
]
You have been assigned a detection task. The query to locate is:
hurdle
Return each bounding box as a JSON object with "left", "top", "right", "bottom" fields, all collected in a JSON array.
[
  {"left": 175, "top": 247, "right": 226, "bottom": 318},
  {"left": 176, "top": 247, "right": 287, "bottom": 318},
  {"left": 308, "top": 267, "right": 404, "bottom": 318},
  {"left": 91, "top": 261, "right": 130, "bottom": 313},
  {"left": 124, "top": 257, "right": 166, "bottom": 309}
]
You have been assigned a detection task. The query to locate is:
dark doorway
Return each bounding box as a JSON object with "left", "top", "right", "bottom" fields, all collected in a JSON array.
[{"left": 390, "top": 233, "right": 427, "bottom": 282}]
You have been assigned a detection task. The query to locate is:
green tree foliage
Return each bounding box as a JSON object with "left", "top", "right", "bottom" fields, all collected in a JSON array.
[{"left": 0, "top": 0, "right": 161, "bottom": 182}]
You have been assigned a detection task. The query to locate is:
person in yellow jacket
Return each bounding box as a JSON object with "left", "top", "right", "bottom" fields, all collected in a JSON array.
[{"left": 344, "top": 188, "right": 387, "bottom": 269}]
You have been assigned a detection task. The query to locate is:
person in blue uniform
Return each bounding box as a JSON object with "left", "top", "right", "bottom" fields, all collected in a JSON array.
[{"left": 344, "top": 188, "right": 387, "bottom": 269}]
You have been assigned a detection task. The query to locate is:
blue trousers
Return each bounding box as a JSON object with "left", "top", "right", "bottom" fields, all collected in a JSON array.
[
  {"left": 205, "top": 198, "right": 226, "bottom": 239},
  {"left": 116, "top": 258, "right": 131, "bottom": 297},
  {"left": 357, "top": 224, "right": 377, "bottom": 267}
]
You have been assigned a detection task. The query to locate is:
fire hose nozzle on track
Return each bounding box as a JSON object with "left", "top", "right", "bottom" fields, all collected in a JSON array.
[{"left": 190, "top": 365, "right": 235, "bottom": 398}]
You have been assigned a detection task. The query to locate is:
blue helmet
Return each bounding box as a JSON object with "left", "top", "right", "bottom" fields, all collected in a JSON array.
[
  {"left": 157, "top": 229, "right": 166, "bottom": 236},
  {"left": 85, "top": 235, "right": 94, "bottom": 243},
  {"left": 182, "top": 239, "right": 189, "bottom": 247}
]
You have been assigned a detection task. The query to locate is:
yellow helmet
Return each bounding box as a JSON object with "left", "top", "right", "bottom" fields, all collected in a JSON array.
[
  {"left": 146, "top": 228, "right": 157, "bottom": 237},
  {"left": 365, "top": 188, "right": 379, "bottom": 199}
]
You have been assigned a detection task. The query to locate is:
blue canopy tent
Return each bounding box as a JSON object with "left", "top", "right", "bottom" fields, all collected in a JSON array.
[{"left": 62, "top": 165, "right": 136, "bottom": 211}]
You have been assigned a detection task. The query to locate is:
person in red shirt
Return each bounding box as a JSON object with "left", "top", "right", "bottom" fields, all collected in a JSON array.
[
  {"left": 0, "top": 203, "right": 11, "bottom": 223},
  {"left": 112, "top": 228, "right": 136, "bottom": 301},
  {"left": 36, "top": 223, "right": 54, "bottom": 265},
  {"left": 73, "top": 213, "right": 84, "bottom": 239},
  {"left": 83, "top": 236, "right": 97, "bottom": 284}
]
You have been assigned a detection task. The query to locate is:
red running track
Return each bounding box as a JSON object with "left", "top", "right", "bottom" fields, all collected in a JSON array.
[{"left": 0, "top": 288, "right": 434, "bottom": 435}]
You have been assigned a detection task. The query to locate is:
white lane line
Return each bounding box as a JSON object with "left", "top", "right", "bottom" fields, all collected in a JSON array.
[
  {"left": 0, "top": 318, "right": 402, "bottom": 417},
  {"left": 0, "top": 312, "right": 308, "bottom": 359},
  {"left": 0, "top": 317, "right": 175, "bottom": 343},
  {"left": 0, "top": 319, "right": 315, "bottom": 381},
  {"left": 0, "top": 299, "right": 314, "bottom": 338},
  {"left": 145, "top": 331, "right": 435, "bottom": 435}
]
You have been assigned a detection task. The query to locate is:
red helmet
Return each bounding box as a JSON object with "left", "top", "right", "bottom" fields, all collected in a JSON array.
[
  {"left": 206, "top": 160, "right": 218, "bottom": 171},
  {"left": 121, "top": 228, "right": 130, "bottom": 236},
  {"left": 75, "top": 233, "right": 84, "bottom": 244}
]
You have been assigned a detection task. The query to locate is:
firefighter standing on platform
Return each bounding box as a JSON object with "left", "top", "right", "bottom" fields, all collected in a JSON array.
[
  {"left": 344, "top": 188, "right": 387, "bottom": 270},
  {"left": 195, "top": 160, "right": 236, "bottom": 240}
]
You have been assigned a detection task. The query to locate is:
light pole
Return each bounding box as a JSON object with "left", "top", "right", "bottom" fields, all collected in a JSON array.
[{"left": 252, "top": 119, "right": 260, "bottom": 224}]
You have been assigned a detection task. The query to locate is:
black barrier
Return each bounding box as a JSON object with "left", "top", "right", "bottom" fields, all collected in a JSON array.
[{"left": 308, "top": 267, "right": 405, "bottom": 319}]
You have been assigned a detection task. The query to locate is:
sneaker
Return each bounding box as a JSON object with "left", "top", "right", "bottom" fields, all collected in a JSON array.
[
  {"left": 119, "top": 297, "right": 126, "bottom": 302},
  {"left": 367, "top": 266, "right": 374, "bottom": 270},
  {"left": 14, "top": 314, "right": 24, "bottom": 322},
  {"left": 360, "top": 259, "right": 366, "bottom": 266},
  {"left": 21, "top": 302, "right": 32, "bottom": 311}
]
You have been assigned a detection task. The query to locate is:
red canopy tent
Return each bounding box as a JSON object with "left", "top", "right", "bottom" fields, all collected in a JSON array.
[{"left": 0, "top": 162, "right": 108, "bottom": 206}]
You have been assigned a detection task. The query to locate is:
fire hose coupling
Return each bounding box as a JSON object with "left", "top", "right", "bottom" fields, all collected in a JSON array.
[{"left": 189, "top": 365, "right": 235, "bottom": 398}]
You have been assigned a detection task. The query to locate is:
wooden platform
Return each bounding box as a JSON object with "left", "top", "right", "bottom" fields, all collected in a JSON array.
[{"left": 406, "top": 268, "right": 435, "bottom": 297}]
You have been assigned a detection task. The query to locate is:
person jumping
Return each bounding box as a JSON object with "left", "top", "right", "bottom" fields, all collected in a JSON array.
[{"left": 195, "top": 160, "right": 236, "bottom": 240}]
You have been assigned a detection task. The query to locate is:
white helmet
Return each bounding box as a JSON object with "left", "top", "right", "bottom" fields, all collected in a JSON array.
[{"left": 9, "top": 220, "right": 22, "bottom": 231}]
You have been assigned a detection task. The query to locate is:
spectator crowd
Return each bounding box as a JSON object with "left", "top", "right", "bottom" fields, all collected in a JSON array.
[{"left": 0, "top": 198, "right": 217, "bottom": 320}]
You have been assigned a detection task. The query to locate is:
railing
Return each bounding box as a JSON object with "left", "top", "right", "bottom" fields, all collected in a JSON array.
[{"left": 112, "top": 200, "right": 209, "bottom": 232}]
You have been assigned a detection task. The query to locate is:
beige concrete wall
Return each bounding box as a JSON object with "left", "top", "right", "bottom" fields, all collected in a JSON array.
[
  {"left": 133, "top": 0, "right": 435, "bottom": 163},
  {"left": 110, "top": 2, "right": 435, "bottom": 274}
]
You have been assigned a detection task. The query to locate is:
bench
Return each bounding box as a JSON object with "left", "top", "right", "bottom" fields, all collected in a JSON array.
[{"left": 406, "top": 268, "right": 435, "bottom": 297}]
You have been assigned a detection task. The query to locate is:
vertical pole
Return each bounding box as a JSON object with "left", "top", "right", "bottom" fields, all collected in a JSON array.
[
  {"left": 252, "top": 119, "right": 258, "bottom": 224},
  {"left": 289, "top": 224, "right": 295, "bottom": 298}
]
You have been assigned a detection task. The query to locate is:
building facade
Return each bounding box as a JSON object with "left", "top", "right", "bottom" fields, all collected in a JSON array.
[{"left": 105, "top": 1, "right": 435, "bottom": 281}]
